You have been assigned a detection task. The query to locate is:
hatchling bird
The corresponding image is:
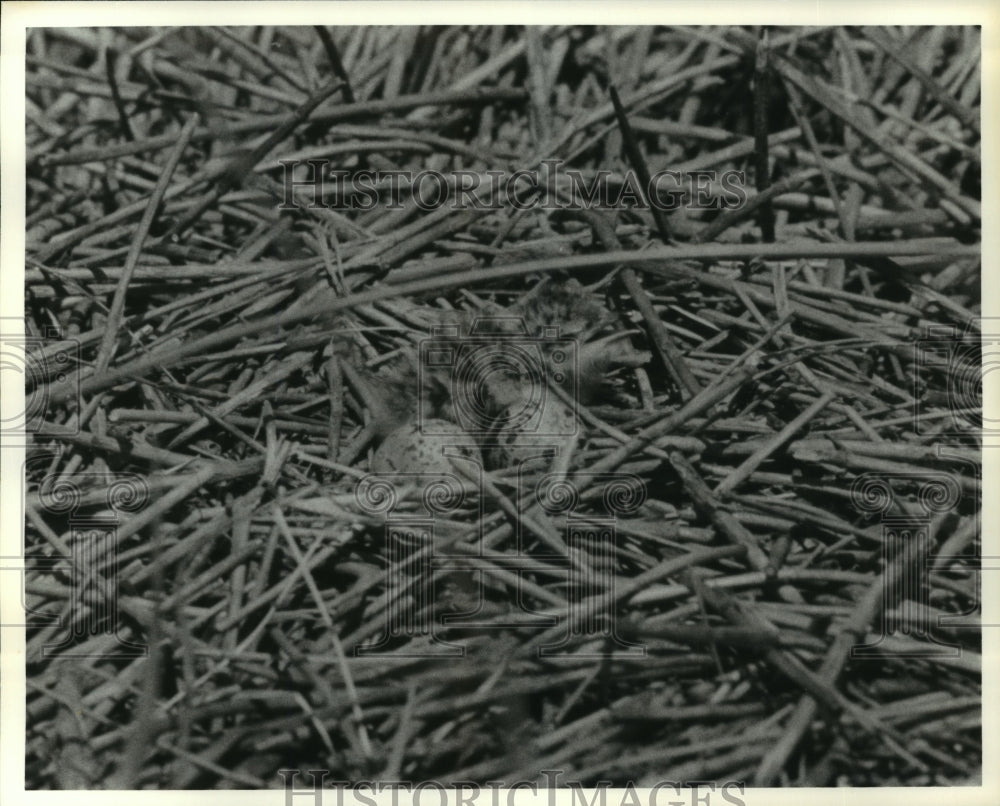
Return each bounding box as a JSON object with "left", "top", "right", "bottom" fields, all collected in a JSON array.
[
  {"left": 483, "top": 279, "right": 650, "bottom": 469},
  {"left": 343, "top": 278, "right": 649, "bottom": 474}
]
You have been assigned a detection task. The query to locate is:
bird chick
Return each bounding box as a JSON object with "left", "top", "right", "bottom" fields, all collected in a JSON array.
[
  {"left": 484, "top": 330, "right": 650, "bottom": 470},
  {"left": 341, "top": 279, "right": 649, "bottom": 474}
]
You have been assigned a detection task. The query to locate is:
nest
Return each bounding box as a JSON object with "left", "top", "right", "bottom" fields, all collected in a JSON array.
[{"left": 23, "top": 25, "right": 981, "bottom": 789}]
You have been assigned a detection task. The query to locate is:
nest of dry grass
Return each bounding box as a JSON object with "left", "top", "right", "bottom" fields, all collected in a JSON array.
[{"left": 23, "top": 25, "right": 981, "bottom": 789}]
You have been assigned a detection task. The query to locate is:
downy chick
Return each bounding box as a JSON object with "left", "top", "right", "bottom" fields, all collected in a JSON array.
[{"left": 341, "top": 279, "right": 649, "bottom": 474}]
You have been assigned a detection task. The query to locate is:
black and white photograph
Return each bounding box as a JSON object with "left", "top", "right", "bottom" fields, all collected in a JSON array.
[{"left": 0, "top": 2, "right": 993, "bottom": 799}]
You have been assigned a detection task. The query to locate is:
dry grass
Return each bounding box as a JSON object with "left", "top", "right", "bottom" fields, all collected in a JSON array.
[{"left": 23, "top": 25, "right": 981, "bottom": 788}]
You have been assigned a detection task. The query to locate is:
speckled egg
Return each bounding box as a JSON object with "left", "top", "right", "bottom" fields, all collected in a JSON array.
[
  {"left": 371, "top": 419, "right": 482, "bottom": 475},
  {"left": 487, "top": 397, "right": 578, "bottom": 470}
]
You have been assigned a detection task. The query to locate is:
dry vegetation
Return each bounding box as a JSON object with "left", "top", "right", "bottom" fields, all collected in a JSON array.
[{"left": 23, "top": 25, "right": 981, "bottom": 788}]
